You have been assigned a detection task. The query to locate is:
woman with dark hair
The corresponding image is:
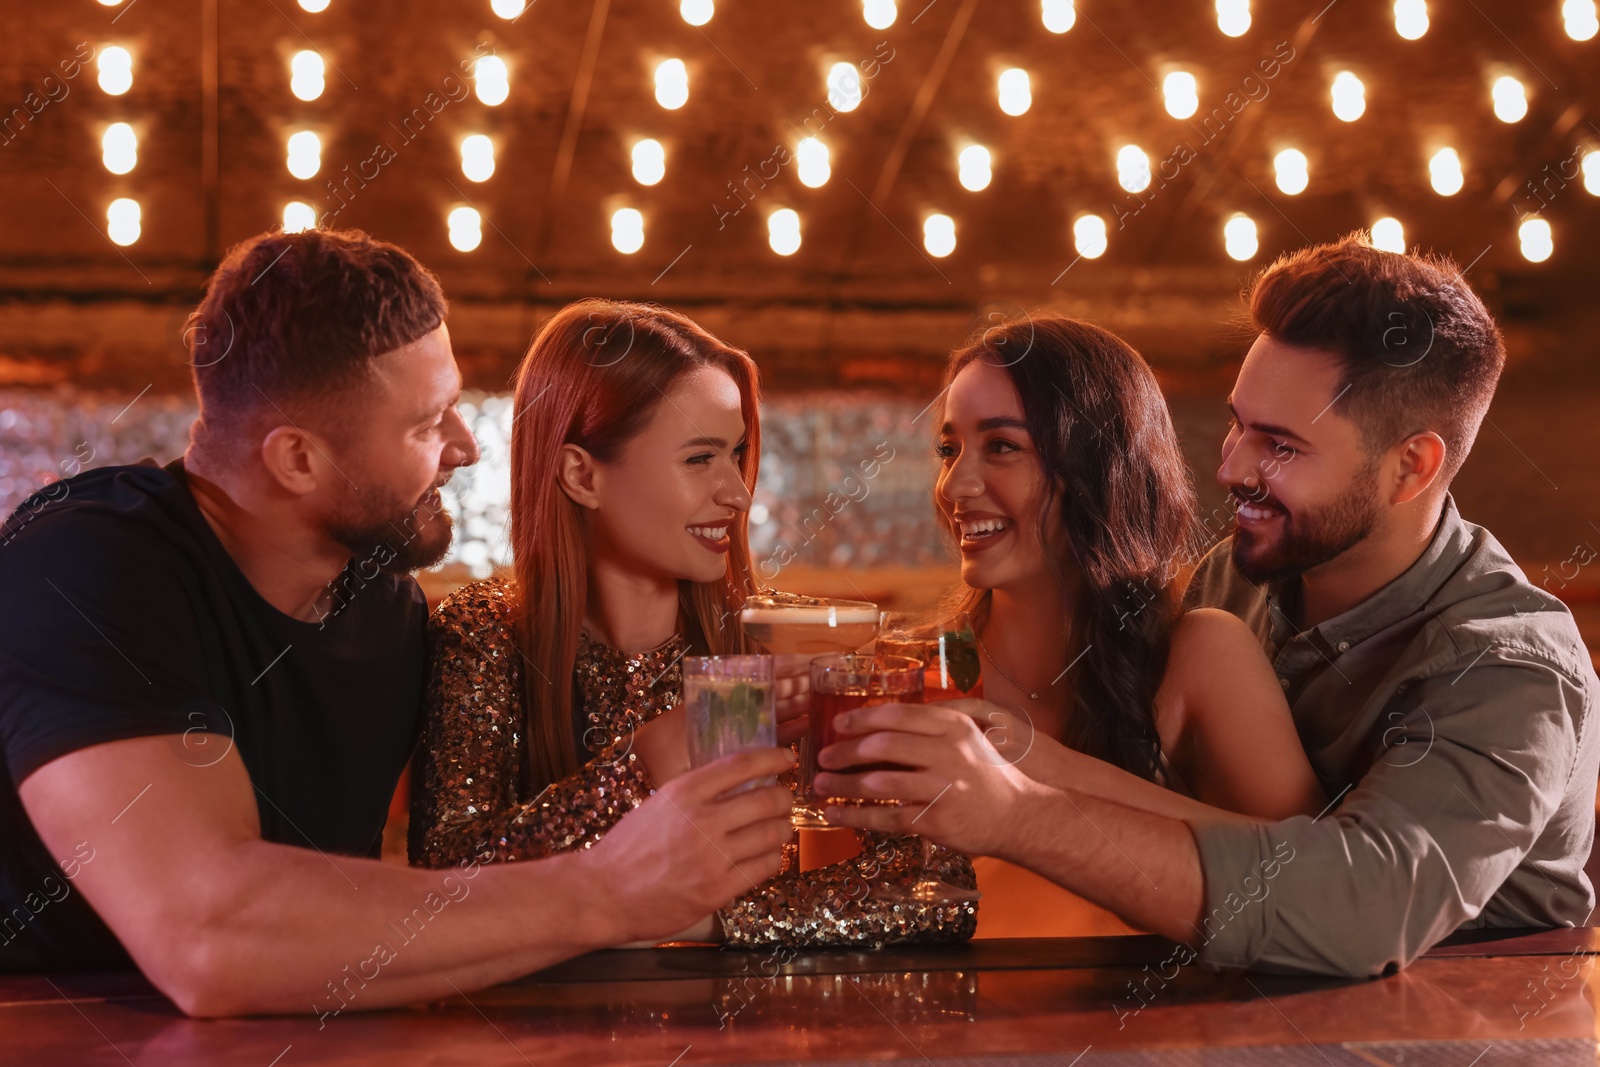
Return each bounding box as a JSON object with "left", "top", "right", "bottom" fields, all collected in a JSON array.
[
  {"left": 408, "top": 299, "right": 975, "bottom": 947},
  {"left": 817, "top": 314, "right": 1326, "bottom": 931}
]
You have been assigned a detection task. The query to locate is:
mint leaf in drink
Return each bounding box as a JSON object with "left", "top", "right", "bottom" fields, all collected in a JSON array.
[{"left": 940, "top": 631, "right": 982, "bottom": 693}]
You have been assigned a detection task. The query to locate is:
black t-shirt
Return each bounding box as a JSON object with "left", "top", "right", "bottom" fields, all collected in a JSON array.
[{"left": 0, "top": 459, "right": 427, "bottom": 971}]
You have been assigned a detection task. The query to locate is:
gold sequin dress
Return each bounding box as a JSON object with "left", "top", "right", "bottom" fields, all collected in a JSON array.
[{"left": 408, "top": 577, "right": 977, "bottom": 948}]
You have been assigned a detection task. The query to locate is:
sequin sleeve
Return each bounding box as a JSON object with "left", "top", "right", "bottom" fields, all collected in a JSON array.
[
  {"left": 407, "top": 579, "right": 656, "bottom": 869},
  {"left": 718, "top": 831, "right": 978, "bottom": 947}
]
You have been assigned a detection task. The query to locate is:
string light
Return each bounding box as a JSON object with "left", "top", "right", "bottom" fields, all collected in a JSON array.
[
  {"left": 286, "top": 130, "right": 321, "bottom": 180},
  {"left": 768, "top": 208, "right": 801, "bottom": 255},
  {"left": 97, "top": 46, "right": 132, "bottom": 96},
  {"left": 474, "top": 56, "right": 510, "bottom": 106},
  {"left": 631, "top": 139, "right": 666, "bottom": 186},
  {"left": 1073, "top": 214, "right": 1108, "bottom": 259},
  {"left": 1429, "top": 147, "right": 1464, "bottom": 195},
  {"left": 1041, "top": 0, "right": 1076, "bottom": 33},
  {"left": 1273, "top": 149, "right": 1309, "bottom": 194},
  {"left": 958, "top": 145, "right": 992, "bottom": 192},
  {"left": 101, "top": 123, "right": 137, "bottom": 175},
  {"left": 1370, "top": 217, "right": 1405, "bottom": 253},
  {"left": 282, "top": 201, "right": 317, "bottom": 233},
  {"left": 827, "top": 63, "right": 864, "bottom": 112},
  {"left": 1216, "top": 0, "right": 1251, "bottom": 36},
  {"left": 290, "top": 51, "right": 325, "bottom": 102},
  {"left": 491, "top": 0, "right": 526, "bottom": 18},
  {"left": 655, "top": 59, "right": 689, "bottom": 110},
  {"left": 998, "top": 68, "right": 1032, "bottom": 116},
  {"left": 460, "top": 135, "right": 495, "bottom": 183},
  {"left": 796, "top": 137, "right": 830, "bottom": 187},
  {"left": 106, "top": 198, "right": 141, "bottom": 246},
  {"left": 923, "top": 213, "right": 956, "bottom": 258},
  {"left": 1393, "top": 0, "right": 1428, "bottom": 39},
  {"left": 448, "top": 207, "right": 483, "bottom": 252},
  {"left": 1492, "top": 76, "right": 1527, "bottom": 122},
  {"left": 1584, "top": 150, "right": 1600, "bottom": 195},
  {"left": 1223, "top": 214, "right": 1258, "bottom": 260},
  {"left": 1163, "top": 72, "right": 1199, "bottom": 119},
  {"left": 1116, "top": 145, "right": 1151, "bottom": 193},
  {"left": 1519, "top": 218, "right": 1553, "bottom": 262},
  {"left": 680, "top": 0, "right": 714, "bottom": 26},
  {"left": 1331, "top": 71, "right": 1366, "bottom": 122},
  {"left": 298, "top": 0, "right": 330, "bottom": 11},
  {"left": 611, "top": 207, "right": 645, "bottom": 254},
  {"left": 863, "top": 0, "right": 897, "bottom": 29},
  {"left": 1564, "top": 0, "right": 1599, "bottom": 40}
]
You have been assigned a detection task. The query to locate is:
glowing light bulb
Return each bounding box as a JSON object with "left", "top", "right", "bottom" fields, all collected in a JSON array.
[
  {"left": 923, "top": 213, "right": 956, "bottom": 258},
  {"left": 680, "top": 0, "right": 713, "bottom": 25},
  {"left": 998, "top": 68, "right": 1032, "bottom": 116},
  {"left": 1116, "top": 145, "right": 1151, "bottom": 193},
  {"left": 1429, "top": 147, "right": 1464, "bottom": 196},
  {"left": 448, "top": 207, "right": 483, "bottom": 252},
  {"left": 1042, "top": 0, "right": 1076, "bottom": 32},
  {"left": 1073, "top": 214, "right": 1107, "bottom": 259},
  {"left": 474, "top": 55, "right": 509, "bottom": 106},
  {"left": 1371, "top": 217, "right": 1405, "bottom": 253},
  {"left": 796, "top": 137, "right": 830, "bottom": 188},
  {"left": 1564, "top": 0, "right": 1599, "bottom": 40},
  {"left": 631, "top": 139, "right": 665, "bottom": 186},
  {"left": 1492, "top": 76, "right": 1527, "bottom": 123},
  {"left": 290, "top": 51, "right": 325, "bottom": 102},
  {"left": 286, "top": 130, "right": 321, "bottom": 180},
  {"left": 863, "top": 0, "right": 897, "bottom": 28},
  {"left": 768, "top": 208, "right": 801, "bottom": 256},
  {"left": 1273, "top": 148, "right": 1309, "bottom": 195},
  {"left": 460, "top": 135, "right": 495, "bottom": 183},
  {"left": 1394, "top": 0, "right": 1428, "bottom": 39},
  {"left": 827, "top": 62, "right": 864, "bottom": 112},
  {"left": 1224, "top": 213, "right": 1258, "bottom": 260},
  {"left": 97, "top": 46, "right": 132, "bottom": 96},
  {"left": 298, "top": 0, "right": 330, "bottom": 11},
  {"left": 1163, "top": 71, "right": 1199, "bottom": 119},
  {"left": 491, "top": 0, "right": 526, "bottom": 18},
  {"left": 101, "top": 122, "right": 137, "bottom": 175},
  {"left": 107, "top": 197, "right": 141, "bottom": 246},
  {"left": 655, "top": 58, "right": 689, "bottom": 110},
  {"left": 282, "top": 201, "right": 317, "bottom": 233},
  {"left": 1216, "top": 0, "right": 1250, "bottom": 36},
  {"left": 611, "top": 207, "right": 645, "bottom": 254},
  {"left": 958, "top": 145, "right": 992, "bottom": 192},
  {"left": 1519, "top": 218, "right": 1552, "bottom": 262},
  {"left": 1331, "top": 71, "right": 1365, "bottom": 122},
  {"left": 1583, "top": 150, "right": 1600, "bottom": 196}
]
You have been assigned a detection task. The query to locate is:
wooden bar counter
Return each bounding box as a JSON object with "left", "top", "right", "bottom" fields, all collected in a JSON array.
[{"left": 3, "top": 930, "right": 1597, "bottom": 1065}]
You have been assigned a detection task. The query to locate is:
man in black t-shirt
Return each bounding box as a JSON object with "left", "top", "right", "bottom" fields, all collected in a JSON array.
[{"left": 0, "top": 228, "right": 792, "bottom": 1015}]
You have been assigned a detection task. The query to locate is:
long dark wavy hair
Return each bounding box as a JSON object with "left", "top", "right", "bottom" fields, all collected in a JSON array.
[{"left": 937, "top": 314, "right": 1201, "bottom": 780}]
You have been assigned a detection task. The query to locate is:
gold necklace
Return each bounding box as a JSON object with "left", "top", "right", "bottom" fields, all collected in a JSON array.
[{"left": 976, "top": 631, "right": 1052, "bottom": 702}]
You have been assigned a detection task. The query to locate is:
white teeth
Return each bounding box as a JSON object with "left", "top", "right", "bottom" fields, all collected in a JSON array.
[
  {"left": 959, "top": 518, "right": 1009, "bottom": 537},
  {"left": 1238, "top": 505, "right": 1278, "bottom": 522},
  {"left": 689, "top": 526, "right": 728, "bottom": 540}
]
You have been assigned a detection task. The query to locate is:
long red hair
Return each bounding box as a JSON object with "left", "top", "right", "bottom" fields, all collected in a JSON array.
[{"left": 508, "top": 299, "right": 762, "bottom": 794}]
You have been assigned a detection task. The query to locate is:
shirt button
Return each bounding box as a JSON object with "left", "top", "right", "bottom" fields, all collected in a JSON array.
[
  {"left": 1336, "top": 641, "right": 1350, "bottom": 653},
  {"left": 1279, "top": 677, "right": 1290, "bottom": 690}
]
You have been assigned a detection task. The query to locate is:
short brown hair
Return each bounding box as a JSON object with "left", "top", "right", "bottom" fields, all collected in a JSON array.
[
  {"left": 1248, "top": 232, "right": 1505, "bottom": 483},
  {"left": 186, "top": 228, "right": 447, "bottom": 457}
]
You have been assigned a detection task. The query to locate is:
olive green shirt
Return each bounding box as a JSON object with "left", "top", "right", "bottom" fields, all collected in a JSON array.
[{"left": 1183, "top": 495, "right": 1598, "bottom": 977}]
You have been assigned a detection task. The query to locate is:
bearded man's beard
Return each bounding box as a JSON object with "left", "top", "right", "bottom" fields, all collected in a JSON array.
[
  {"left": 326, "top": 480, "right": 454, "bottom": 575},
  {"left": 1231, "top": 459, "right": 1382, "bottom": 585}
]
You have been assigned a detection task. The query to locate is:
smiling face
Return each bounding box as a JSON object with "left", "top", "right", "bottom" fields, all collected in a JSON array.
[
  {"left": 936, "top": 359, "right": 1057, "bottom": 594},
  {"left": 1220, "top": 334, "right": 1386, "bottom": 583},
  {"left": 583, "top": 365, "right": 753, "bottom": 585}
]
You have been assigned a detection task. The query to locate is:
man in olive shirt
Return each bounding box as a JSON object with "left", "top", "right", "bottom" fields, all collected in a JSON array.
[{"left": 819, "top": 234, "right": 1598, "bottom": 978}]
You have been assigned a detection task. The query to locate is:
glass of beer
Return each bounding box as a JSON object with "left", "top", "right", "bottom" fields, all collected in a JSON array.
[
  {"left": 741, "top": 593, "right": 880, "bottom": 827},
  {"left": 683, "top": 656, "right": 777, "bottom": 790},
  {"left": 806, "top": 653, "right": 923, "bottom": 826}
]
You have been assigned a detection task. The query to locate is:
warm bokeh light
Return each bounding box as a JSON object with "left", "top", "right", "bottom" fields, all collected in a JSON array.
[
  {"left": 680, "top": 0, "right": 714, "bottom": 26},
  {"left": 655, "top": 58, "right": 689, "bottom": 110},
  {"left": 1163, "top": 71, "right": 1199, "bottom": 119},
  {"left": 611, "top": 207, "right": 645, "bottom": 254},
  {"left": 282, "top": 201, "right": 317, "bottom": 233},
  {"left": 1331, "top": 71, "right": 1366, "bottom": 122},
  {"left": 1117, "top": 145, "right": 1151, "bottom": 193},
  {"left": 1584, "top": 150, "right": 1600, "bottom": 195},
  {"left": 290, "top": 51, "right": 325, "bottom": 102},
  {"left": 1564, "top": 0, "right": 1599, "bottom": 40},
  {"left": 1216, "top": 0, "right": 1250, "bottom": 36},
  {"left": 1273, "top": 148, "right": 1309, "bottom": 195},
  {"left": 1073, "top": 214, "right": 1108, "bottom": 259},
  {"left": 298, "top": 0, "right": 330, "bottom": 11},
  {"left": 863, "top": 0, "right": 897, "bottom": 29},
  {"left": 107, "top": 198, "right": 141, "bottom": 247},
  {"left": 1519, "top": 218, "right": 1553, "bottom": 262},
  {"left": 474, "top": 56, "right": 510, "bottom": 106},
  {"left": 491, "top": 0, "right": 526, "bottom": 19},
  {"left": 1429, "top": 147, "right": 1464, "bottom": 195},
  {"left": 448, "top": 207, "right": 483, "bottom": 252},
  {"left": 998, "top": 68, "right": 1032, "bottom": 116},
  {"left": 286, "top": 130, "right": 321, "bottom": 180},
  {"left": 923, "top": 213, "right": 956, "bottom": 258},
  {"left": 1492, "top": 76, "right": 1527, "bottom": 122},
  {"left": 1041, "top": 0, "right": 1076, "bottom": 33},
  {"left": 460, "top": 135, "right": 495, "bottom": 183},
  {"left": 1223, "top": 214, "right": 1258, "bottom": 260},
  {"left": 97, "top": 46, "right": 133, "bottom": 96},
  {"left": 768, "top": 208, "right": 801, "bottom": 256},
  {"left": 631, "top": 139, "right": 665, "bottom": 186},
  {"left": 1394, "top": 0, "right": 1428, "bottom": 39},
  {"left": 796, "top": 137, "right": 830, "bottom": 188},
  {"left": 101, "top": 123, "right": 137, "bottom": 175},
  {"left": 1370, "top": 216, "right": 1405, "bottom": 253},
  {"left": 958, "top": 145, "right": 992, "bottom": 192},
  {"left": 827, "top": 62, "right": 863, "bottom": 112}
]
